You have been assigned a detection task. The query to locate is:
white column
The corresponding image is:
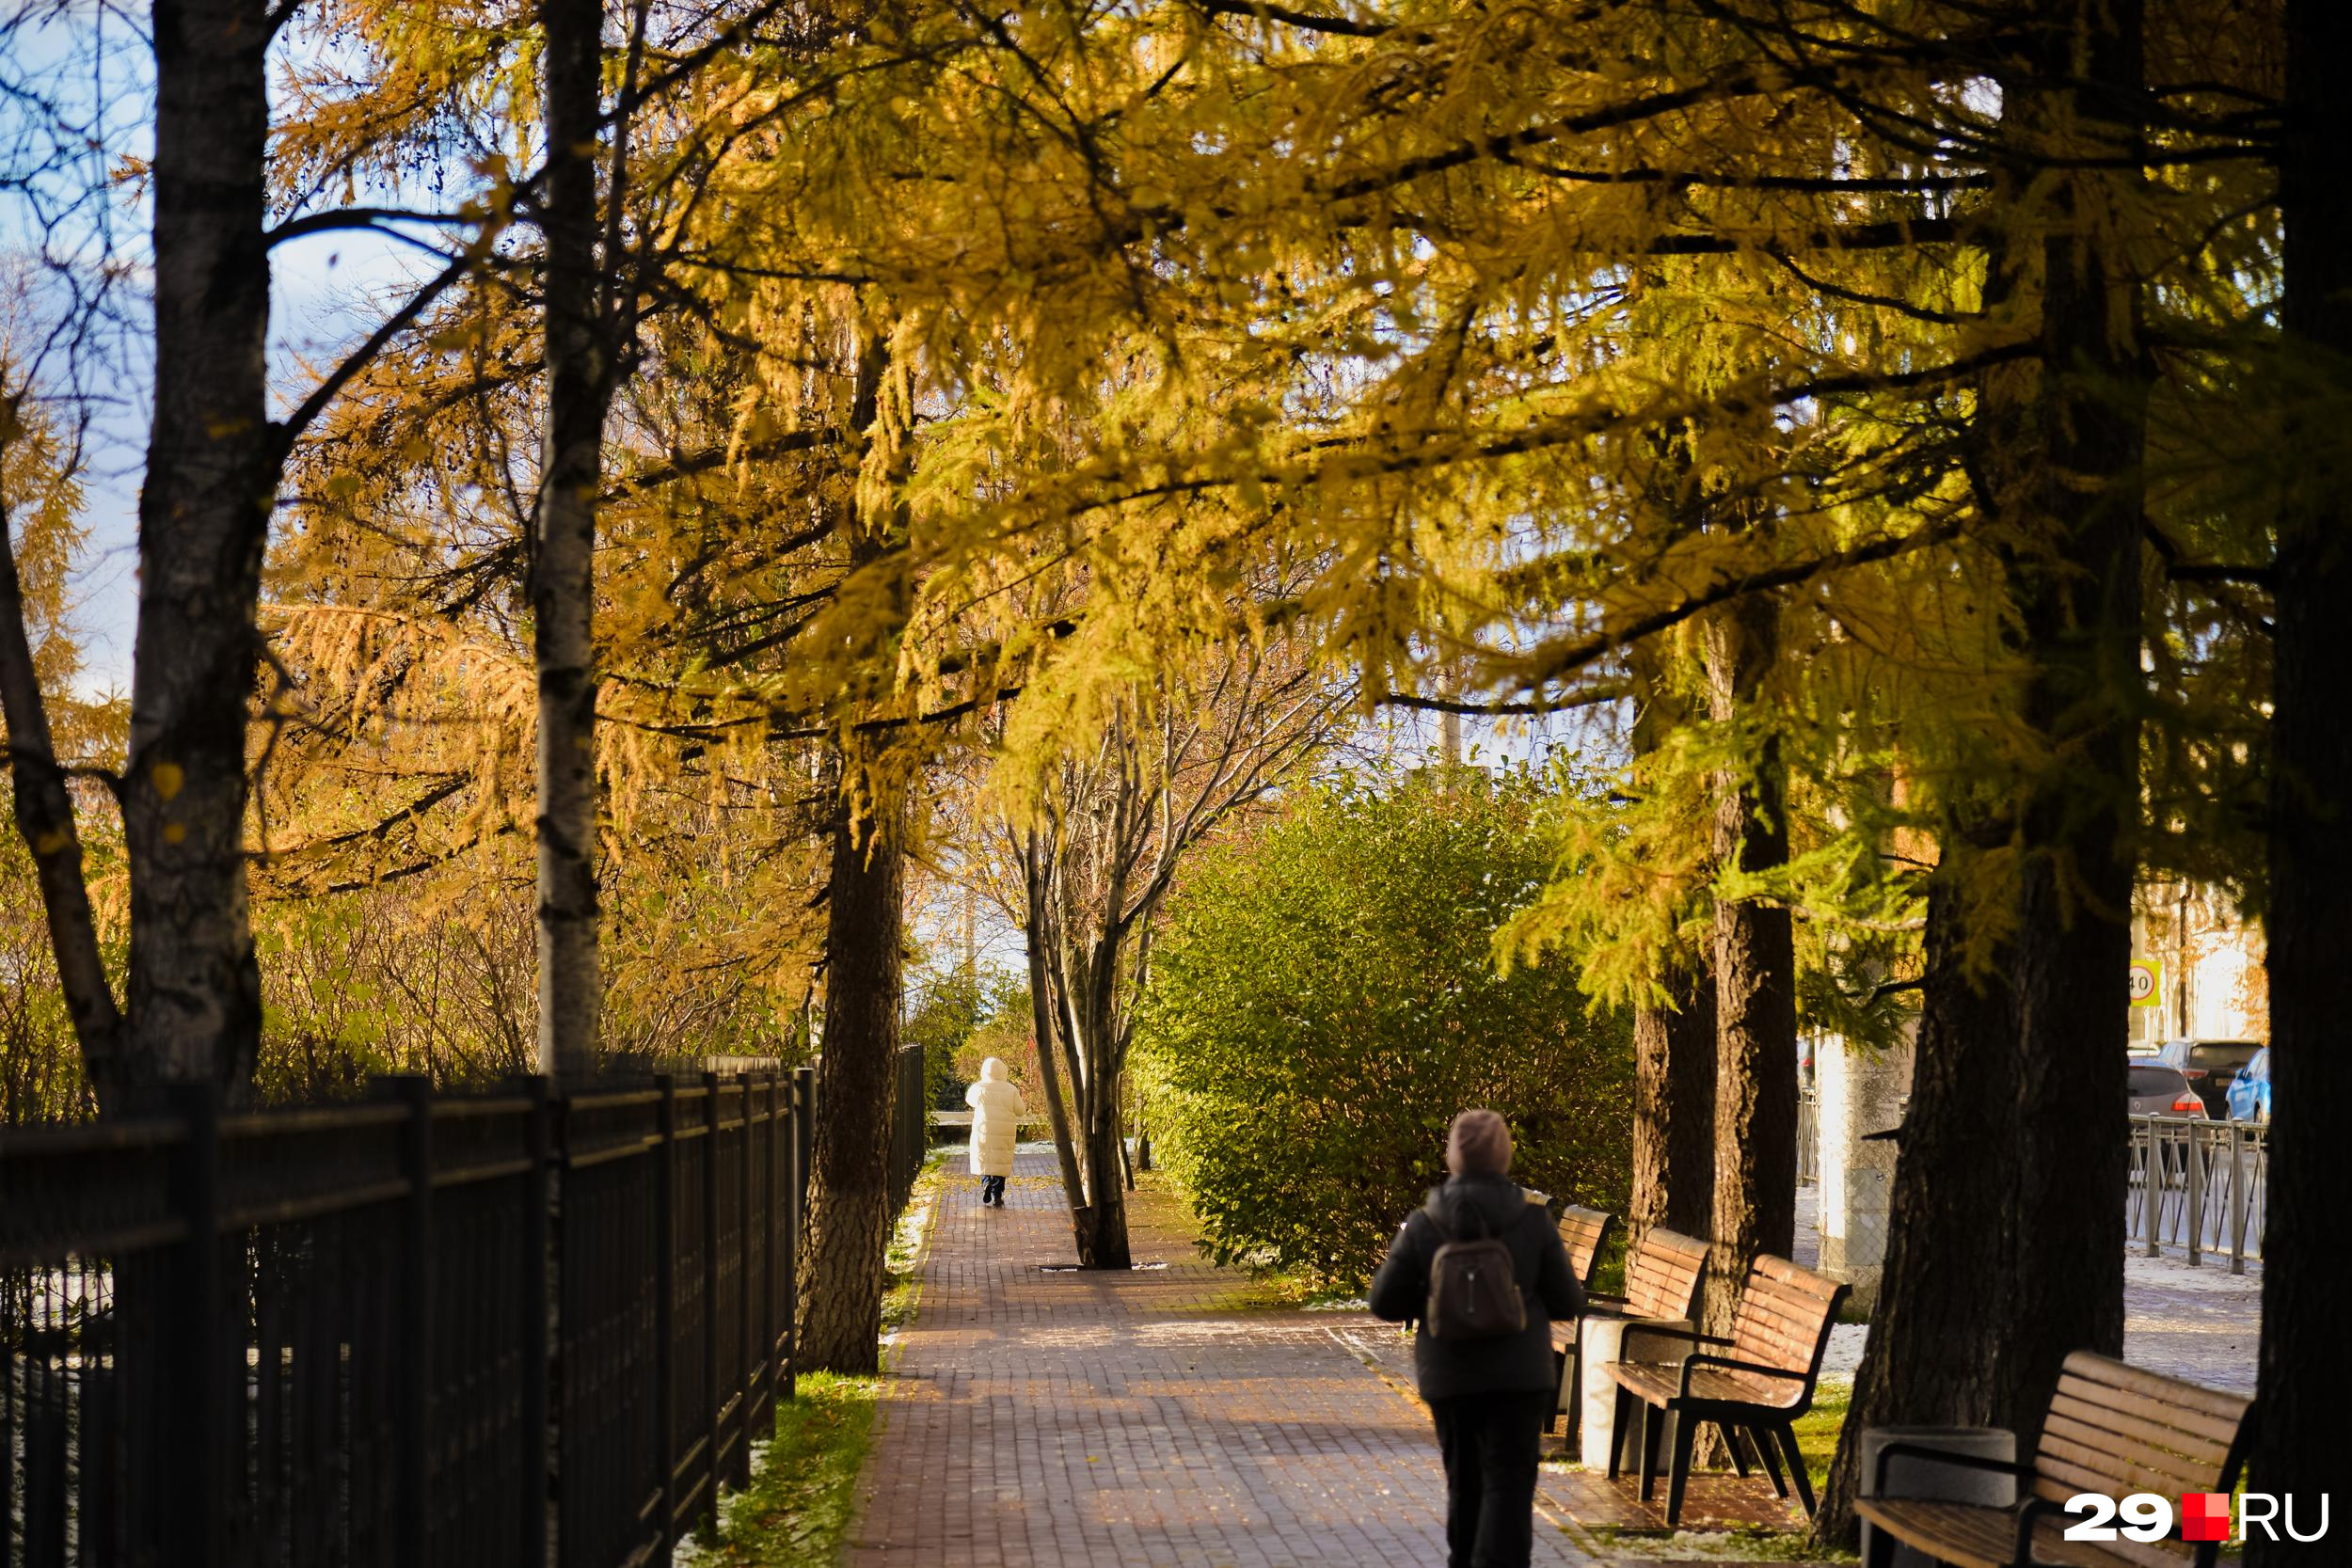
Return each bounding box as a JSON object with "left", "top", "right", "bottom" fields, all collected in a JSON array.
[{"left": 1813, "top": 1026, "right": 1914, "bottom": 1312}]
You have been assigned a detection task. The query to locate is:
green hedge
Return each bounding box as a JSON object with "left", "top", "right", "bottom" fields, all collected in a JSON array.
[{"left": 1136, "top": 769, "right": 1633, "bottom": 1289}]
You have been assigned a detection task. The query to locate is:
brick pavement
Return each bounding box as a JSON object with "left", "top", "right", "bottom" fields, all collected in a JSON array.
[
  {"left": 848, "top": 1151, "right": 1600, "bottom": 1567},
  {"left": 848, "top": 1152, "right": 1817, "bottom": 1568}
]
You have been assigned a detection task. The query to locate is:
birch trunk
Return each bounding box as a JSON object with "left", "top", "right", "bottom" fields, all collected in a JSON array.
[{"left": 532, "top": 0, "right": 608, "bottom": 1078}]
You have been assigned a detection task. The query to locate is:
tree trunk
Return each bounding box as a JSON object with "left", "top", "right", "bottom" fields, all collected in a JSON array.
[
  {"left": 532, "top": 0, "right": 608, "bottom": 1079},
  {"left": 1021, "top": 837, "right": 1090, "bottom": 1227},
  {"left": 120, "top": 0, "right": 276, "bottom": 1108},
  {"left": 0, "top": 503, "right": 124, "bottom": 1093},
  {"left": 1017, "top": 827, "right": 1136, "bottom": 1269},
  {"left": 1701, "top": 592, "right": 1798, "bottom": 1343},
  {"left": 1630, "top": 966, "right": 1717, "bottom": 1245},
  {"left": 1817, "top": 4, "right": 2146, "bottom": 1540},
  {"left": 796, "top": 791, "right": 906, "bottom": 1373},
  {"left": 1073, "top": 954, "right": 1132, "bottom": 1268},
  {"left": 2249, "top": 3, "right": 2352, "bottom": 1548},
  {"left": 1628, "top": 636, "right": 1715, "bottom": 1248}
]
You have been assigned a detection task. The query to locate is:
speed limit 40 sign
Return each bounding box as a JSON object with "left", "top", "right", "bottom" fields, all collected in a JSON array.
[{"left": 2129, "top": 958, "right": 2164, "bottom": 1007}]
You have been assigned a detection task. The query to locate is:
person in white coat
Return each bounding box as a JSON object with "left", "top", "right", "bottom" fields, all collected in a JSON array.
[{"left": 964, "top": 1056, "right": 1026, "bottom": 1207}]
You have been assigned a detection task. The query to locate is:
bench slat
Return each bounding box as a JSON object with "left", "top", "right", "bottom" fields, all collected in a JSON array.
[
  {"left": 2043, "top": 1400, "right": 2233, "bottom": 1474},
  {"left": 1622, "top": 1227, "right": 1707, "bottom": 1322},
  {"left": 2058, "top": 1352, "right": 2251, "bottom": 1426},
  {"left": 2035, "top": 1429, "right": 2215, "bottom": 1497},
  {"left": 1856, "top": 1497, "right": 2194, "bottom": 1568},
  {"left": 1557, "top": 1205, "right": 1614, "bottom": 1291},
  {"left": 2050, "top": 1375, "right": 2247, "bottom": 1450}
]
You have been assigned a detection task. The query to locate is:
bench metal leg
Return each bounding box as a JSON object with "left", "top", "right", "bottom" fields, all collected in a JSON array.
[
  {"left": 1665, "top": 1409, "right": 1699, "bottom": 1527},
  {"left": 1722, "top": 1422, "right": 1750, "bottom": 1478},
  {"left": 1606, "top": 1386, "right": 1632, "bottom": 1481},
  {"left": 1750, "top": 1423, "right": 1789, "bottom": 1499},
  {"left": 1563, "top": 1339, "right": 1583, "bottom": 1444},
  {"left": 1863, "top": 1513, "right": 1898, "bottom": 1568},
  {"left": 1638, "top": 1402, "right": 1660, "bottom": 1501},
  {"left": 1774, "top": 1423, "right": 1815, "bottom": 1518}
]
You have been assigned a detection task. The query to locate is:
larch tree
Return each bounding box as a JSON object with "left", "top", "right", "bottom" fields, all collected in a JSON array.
[
  {"left": 1812, "top": 0, "right": 2233, "bottom": 1537},
  {"left": 1700, "top": 585, "right": 1799, "bottom": 1337},
  {"left": 1623, "top": 638, "right": 1715, "bottom": 1247},
  {"left": 794, "top": 328, "right": 922, "bottom": 1373}
]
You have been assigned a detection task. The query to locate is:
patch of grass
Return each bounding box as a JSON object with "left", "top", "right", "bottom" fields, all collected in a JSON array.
[
  {"left": 880, "top": 1148, "right": 947, "bottom": 1334},
  {"left": 690, "top": 1150, "right": 948, "bottom": 1565},
  {"left": 684, "top": 1373, "right": 882, "bottom": 1567},
  {"left": 1586, "top": 1522, "right": 1851, "bottom": 1562},
  {"left": 1788, "top": 1378, "right": 1850, "bottom": 1503},
  {"left": 1186, "top": 1269, "right": 1366, "bottom": 1313}
]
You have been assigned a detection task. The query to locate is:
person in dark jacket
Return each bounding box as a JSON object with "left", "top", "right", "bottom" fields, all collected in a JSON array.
[{"left": 1368, "top": 1108, "right": 1581, "bottom": 1568}]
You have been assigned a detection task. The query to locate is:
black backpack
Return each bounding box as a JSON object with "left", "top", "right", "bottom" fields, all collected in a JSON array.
[{"left": 1422, "top": 1200, "right": 1527, "bottom": 1339}]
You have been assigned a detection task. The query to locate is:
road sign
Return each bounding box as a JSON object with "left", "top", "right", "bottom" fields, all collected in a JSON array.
[{"left": 2129, "top": 958, "right": 2164, "bottom": 1007}]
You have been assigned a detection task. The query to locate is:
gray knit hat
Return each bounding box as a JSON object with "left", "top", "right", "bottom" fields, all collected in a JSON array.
[{"left": 1445, "top": 1109, "right": 1513, "bottom": 1177}]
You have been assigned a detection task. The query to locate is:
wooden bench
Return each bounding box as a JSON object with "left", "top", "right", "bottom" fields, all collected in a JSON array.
[
  {"left": 1559, "top": 1205, "right": 1615, "bottom": 1291},
  {"left": 1854, "top": 1351, "right": 2254, "bottom": 1568},
  {"left": 1606, "top": 1253, "right": 1849, "bottom": 1526},
  {"left": 1551, "top": 1223, "right": 1708, "bottom": 1438},
  {"left": 1601, "top": 1225, "right": 1710, "bottom": 1323}
]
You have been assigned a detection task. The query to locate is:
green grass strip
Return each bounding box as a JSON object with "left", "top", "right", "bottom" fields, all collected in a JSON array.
[
  {"left": 691, "top": 1153, "right": 948, "bottom": 1565},
  {"left": 688, "top": 1373, "right": 882, "bottom": 1566}
]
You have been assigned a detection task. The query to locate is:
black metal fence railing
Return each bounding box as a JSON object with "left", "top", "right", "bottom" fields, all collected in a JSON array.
[
  {"left": 1, "top": 1045, "right": 930, "bottom": 1568},
  {"left": 2127, "top": 1113, "right": 2268, "bottom": 1271},
  {"left": 886, "top": 1044, "right": 927, "bottom": 1218}
]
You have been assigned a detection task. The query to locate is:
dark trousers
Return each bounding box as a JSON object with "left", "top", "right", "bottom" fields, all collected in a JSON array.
[
  {"left": 1430, "top": 1389, "right": 1550, "bottom": 1568},
  {"left": 979, "top": 1174, "right": 1007, "bottom": 1204}
]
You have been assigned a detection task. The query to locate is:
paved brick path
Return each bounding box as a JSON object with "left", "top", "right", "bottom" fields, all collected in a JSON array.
[
  {"left": 847, "top": 1151, "right": 1605, "bottom": 1567},
  {"left": 849, "top": 1152, "right": 1820, "bottom": 1567}
]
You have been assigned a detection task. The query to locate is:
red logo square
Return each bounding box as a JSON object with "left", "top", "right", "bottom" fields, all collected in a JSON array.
[{"left": 2182, "top": 1492, "right": 2232, "bottom": 1543}]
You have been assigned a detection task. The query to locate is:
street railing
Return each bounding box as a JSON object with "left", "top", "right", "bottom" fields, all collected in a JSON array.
[
  {"left": 1796, "top": 1086, "right": 1820, "bottom": 1185},
  {"left": 0, "top": 1046, "right": 931, "bottom": 1568},
  {"left": 2126, "top": 1113, "right": 2267, "bottom": 1272}
]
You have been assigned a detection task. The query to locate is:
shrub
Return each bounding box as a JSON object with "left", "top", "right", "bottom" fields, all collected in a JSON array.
[
  {"left": 905, "top": 966, "right": 1029, "bottom": 1109},
  {"left": 1135, "top": 768, "right": 1633, "bottom": 1289}
]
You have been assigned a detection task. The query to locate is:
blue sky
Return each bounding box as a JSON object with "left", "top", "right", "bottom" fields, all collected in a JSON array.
[
  {"left": 0, "top": 4, "right": 431, "bottom": 693},
  {"left": 62, "top": 228, "right": 424, "bottom": 694}
]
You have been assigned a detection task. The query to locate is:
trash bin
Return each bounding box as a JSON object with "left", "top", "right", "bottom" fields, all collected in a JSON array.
[
  {"left": 1859, "top": 1426, "right": 2017, "bottom": 1568},
  {"left": 1577, "top": 1315, "right": 1692, "bottom": 1470}
]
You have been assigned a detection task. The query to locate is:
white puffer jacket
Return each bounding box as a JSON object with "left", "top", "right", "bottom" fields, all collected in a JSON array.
[{"left": 964, "top": 1057, "right": 1025, "bottom": 1177}]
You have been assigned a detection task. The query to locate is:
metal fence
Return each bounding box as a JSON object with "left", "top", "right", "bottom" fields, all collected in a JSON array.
[
  {"left": 1796, "top": 1086, "right": 1820, "bottom": 1186},
  {"left": 2, "top": 1046, "right": 931, "bottom": 1568},
  {"left": 2127, "top": 1113, "right": 2268, "bottom": 1272}
]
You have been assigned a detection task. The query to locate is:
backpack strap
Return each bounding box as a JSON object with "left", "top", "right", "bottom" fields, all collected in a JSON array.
[{"left": 1423, "top": 1194, "right": 1491, "bottom": 1242}]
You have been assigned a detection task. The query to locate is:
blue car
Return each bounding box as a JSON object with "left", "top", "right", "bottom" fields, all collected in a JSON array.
[{"left": 2224, "top": 1047, "right": 2272, "bottom": 1123}]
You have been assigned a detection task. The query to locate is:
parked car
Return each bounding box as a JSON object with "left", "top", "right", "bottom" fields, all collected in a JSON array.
[
  {"left": 2146, "top": 1038, "right": 2264, "bottom": 1117},
  {"left": 2225, "top": 1047, "right": 2272, "bottom": 1124},
  {"left": 2128, "top": 1063, "right": 2210, "bottom": 1118}
]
